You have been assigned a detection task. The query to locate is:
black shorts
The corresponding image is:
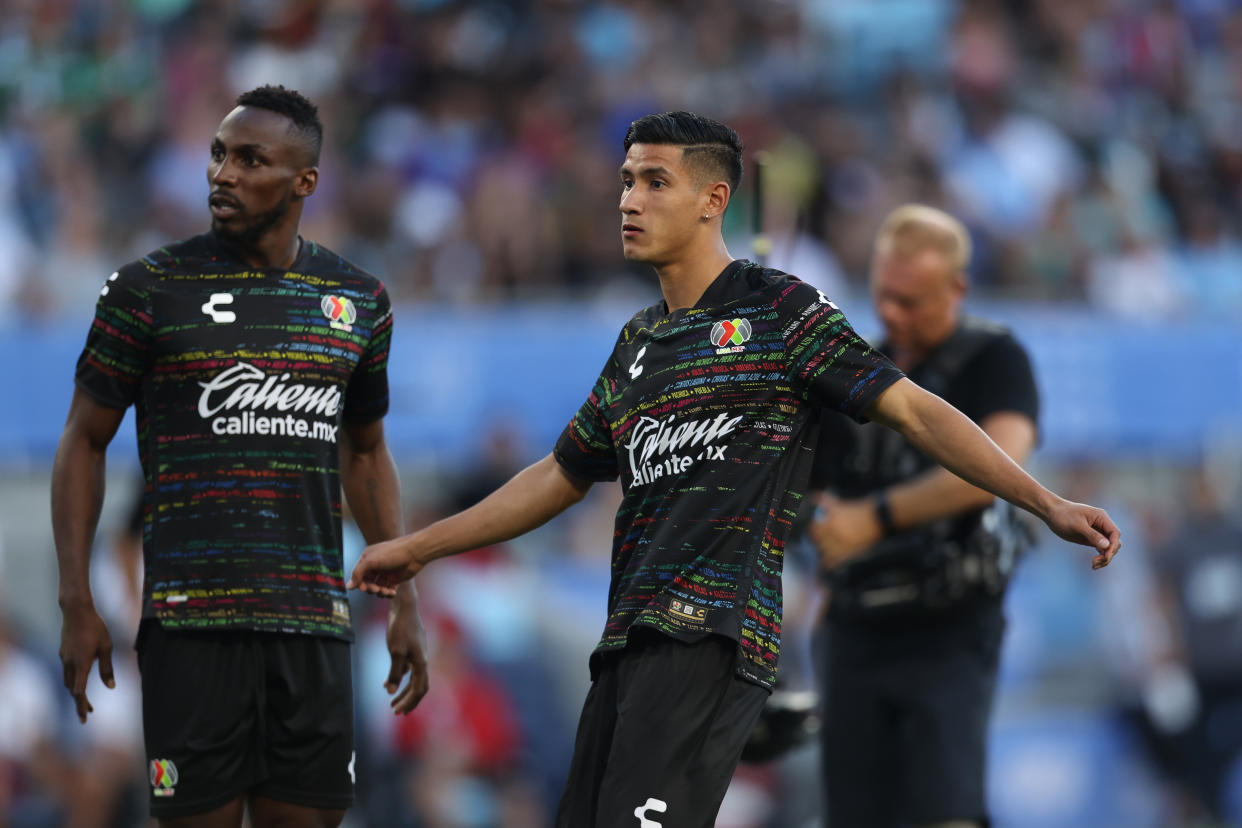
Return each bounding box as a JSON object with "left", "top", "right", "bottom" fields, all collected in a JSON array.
[
  {"left": 137, "top": 620, "right": 354, "bottom": 819},
  {"left": 555, "top": 627, "right": 770, "bottom": 828},
  {"left": 820, "top": 607, "right": 1005, "bottom": 827}
]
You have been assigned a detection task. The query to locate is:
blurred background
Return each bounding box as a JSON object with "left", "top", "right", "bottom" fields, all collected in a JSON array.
[{"left": 2, "top": 0, "right": 1242, "bottom": 825}]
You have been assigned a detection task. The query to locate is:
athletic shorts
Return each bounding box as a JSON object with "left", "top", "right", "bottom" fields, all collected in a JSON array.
[
  {"left": 820, "top": 608, "right": 1005, "bottom": 827},
  {"left": 555, "top": 627, "right": 770, "bottom": 828},
  {"left": 137, "top": 620, "right": 355, "bottom": 819}
]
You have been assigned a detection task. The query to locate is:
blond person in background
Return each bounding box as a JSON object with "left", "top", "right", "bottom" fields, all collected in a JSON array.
[{"left": 809, "top": 205, "right": 1046, "bottom": 827}]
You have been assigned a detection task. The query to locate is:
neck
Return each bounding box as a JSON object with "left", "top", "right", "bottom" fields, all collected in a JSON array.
[
  {"left": 655, "top": 233, "right": 734, "bottom": 312},
  {"left": 217, "top": 224, "right": 303, "bottom": 270}
]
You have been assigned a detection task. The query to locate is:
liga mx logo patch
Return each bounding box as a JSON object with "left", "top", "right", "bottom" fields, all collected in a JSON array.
[
  {"left": 321, "top": 295, "right": 357, "bottom": 331},
  {"left": 710, "top": 317, "right": 751, "bottom": 353},
  {"left": 150, "top": 759, "right": 178, "bottom": 797}
]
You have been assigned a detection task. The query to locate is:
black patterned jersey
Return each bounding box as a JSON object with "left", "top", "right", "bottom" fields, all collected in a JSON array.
[
  {"left": 554, "top": 260, "right": 904, "bottom": 687},
  {"left": 75, "top": 232, "right": 393, "bottom": 640}
]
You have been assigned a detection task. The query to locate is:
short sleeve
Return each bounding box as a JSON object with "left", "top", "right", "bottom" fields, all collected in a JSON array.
[
  {"left": 782, "top": 284, "right": 903, "bottom": 422},
  {"left": 951, "top": 335, "right": 1040, "bottom": 428},
  {"left": 74, "top": 266, "right": 154, "bottom": 410},
  {"left": 344, "top": 284, "right": 392, "bottom": 422},
  {"left": 553, "top": 356, "right": 620, "bottom": 482}
]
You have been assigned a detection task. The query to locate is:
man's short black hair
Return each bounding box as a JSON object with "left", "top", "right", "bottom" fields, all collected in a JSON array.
[
  {"left": 624, "top": 111, "right": 743, "bottom": 194},
  {"left": 235, "top": 84, "right": 323, "bottom": 165}
]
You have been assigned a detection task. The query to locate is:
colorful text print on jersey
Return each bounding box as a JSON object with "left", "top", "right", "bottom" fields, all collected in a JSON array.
[
  {"left": 624, "top": 412, "right": 743, "bottom": 488},
  {"left": 321, "top": 295, "right": 357, "bottom": 330},
  {"left": 634, "top": 797, "right": 667, "bottom": 827},
  {"left": 150, "top": 759, "right": 178, "bottom": 797},
  {"left": 197, "top": 361, "right": 342, "bottom": 443},
  {"left": 710, "top": 317, "right": 752, "bottom": 352}
]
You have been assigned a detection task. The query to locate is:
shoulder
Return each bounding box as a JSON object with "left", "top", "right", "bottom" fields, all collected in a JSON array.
[
  {"left": 745, "top": 265, "right": 841, "bottom": 313},
  {"left": 960, "top": 317, "right": 1032, "bottom": 368},
  {"left": 132, "top": 233, "right": 220, "bottom": 275},
  {"left": 302, "top": 240, "right": 383, "bottom": 289}
]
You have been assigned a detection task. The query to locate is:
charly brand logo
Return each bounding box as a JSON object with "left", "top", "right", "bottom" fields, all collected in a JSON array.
[
  {"left": 629, "top": 345, "right": 647, "bottom": 380},
  {"left": 197, "top": 361, "right": 341, "bottom": 442},
  {"left": 321, "top": 295, "right": 357, "bottom": 331},
  {"left": 624, "top": 412, "right": 742, "bottom": 488},
  {"left": 201, "top": 292, "right": 237, "bottom": 324},
  {"left": 634, "top": 797, "right": 667, "bottom": 827},
  {"left": 709, "top": 317, "right": 752, "bottom": 353},
  {"left": 100, "top": 272, "right": 118, "bottom": 296},
  {"left": 150, "top": 759, "right": 178, "bottom": 797}
]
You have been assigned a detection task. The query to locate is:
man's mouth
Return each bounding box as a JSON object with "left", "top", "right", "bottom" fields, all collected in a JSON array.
[
  {"left": 209, "top": 193, "right": 242, "bottom": 218},
  {"left": 622, "top": 223, "right": 642, "bottom": 237}
]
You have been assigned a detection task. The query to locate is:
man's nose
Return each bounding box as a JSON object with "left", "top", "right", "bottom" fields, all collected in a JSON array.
[{"left": 211, "top": 158, "right": 235, "bottom": 184}]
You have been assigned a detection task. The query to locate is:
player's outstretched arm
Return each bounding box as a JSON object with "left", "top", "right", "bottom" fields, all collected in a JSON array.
[
  {"left": 51, "top": 389, "right": 127, "bottom": 723},
  {"left": 864, "top": 378, "right": 1121, "bottom": 569},
  {"left": 348, "top": 453, "right": 592, "bottom": 597}
]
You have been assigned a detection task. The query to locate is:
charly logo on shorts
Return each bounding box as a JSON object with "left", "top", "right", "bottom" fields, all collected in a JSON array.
[
  {"left": 709, "top": 317, "right": 751, "bottom": 353},
  {"left": 634, "top": 797, "right": 667, "bottom": 827},
  {"left": 150, "top": 759, "right": 179, "bottom": 797},
  {"left": 321, "top": 295, "right": 357, "bottom": 331}
]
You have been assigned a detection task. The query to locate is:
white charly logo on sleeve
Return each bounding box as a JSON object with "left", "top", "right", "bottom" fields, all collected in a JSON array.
[
  {"left": 634, "top": 797, "right": 667, "bottom": 827},
  {"left": 624, "top": 412, "right": 743, "bottom": 488},
  {"left": 201, "top": 292, "right": 236, "bottom": 323},
  {"left": 100, "top": 272, "right": 119, "bottom": 296},
  {"left": 197, "top": 361, "right": 342, "bottom": 442},
  {"left": 348, "top": 752, "right": 355, "bottom": 784},
  {"left": 629, "top": 345, "right": 647, "bottom": 379},
  {"left": 815, "top": 288, "right": 837, "bottom": 310}
]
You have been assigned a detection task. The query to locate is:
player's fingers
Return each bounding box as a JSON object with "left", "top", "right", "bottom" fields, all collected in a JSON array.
[
  {"left": 75, "top": 690, "right": 93, "bottom": 724},
  {"left": 98, "top": 642, "right": 116, "bottom": 689},
  {"left": 385, "top": 651, "right": 407, "bottom": 693},
  {"left": 346, "top": 558, "right": 369, "bottom": 590},
  {"left": 392, "top": 662, "right": 428, "bottom": 714}
]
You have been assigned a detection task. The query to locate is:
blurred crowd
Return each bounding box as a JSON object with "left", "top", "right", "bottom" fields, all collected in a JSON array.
[
  {"left": 4, "top": 0, "right": 1242, "bottom": 319},
  {"left": 5, "top": 0, "right": 1242, "bottom": 826}
]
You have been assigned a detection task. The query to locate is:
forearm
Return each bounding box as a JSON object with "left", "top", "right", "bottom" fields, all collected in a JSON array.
[
  {"left": 882, "top": 467, "right": 998, "bottom": 532},
  {"left": 51, "top": 434, "right": 106, "bottom": 609},
  {"left": 405, "top": 453, "right": 589, "bottom": 566}
]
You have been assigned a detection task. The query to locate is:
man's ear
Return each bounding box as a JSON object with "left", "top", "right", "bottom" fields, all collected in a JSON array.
[
  {"left": 704, "top": 180, "right": 731, "bottom": 220},
  {"left": 294, "top": 167, "right": 319, "bottom": 200}
]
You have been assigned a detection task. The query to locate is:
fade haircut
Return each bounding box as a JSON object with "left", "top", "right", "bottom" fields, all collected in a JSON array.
[
  {"left": 624, "top": 111, "right": 743, "bottom": 196},
  {"left": 235, "top": 84, "right": 323, "bottom": 166}
]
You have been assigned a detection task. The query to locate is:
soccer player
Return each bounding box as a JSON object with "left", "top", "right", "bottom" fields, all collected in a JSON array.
[
  {"left": 349, "top": 111, "right": 1121, "bottom": 828},
  {"left": 51, "top": 85, "right": 428, "bottom": 828}
]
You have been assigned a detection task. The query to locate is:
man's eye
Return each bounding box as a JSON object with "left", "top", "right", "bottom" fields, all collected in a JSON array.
[{"left": 651, "top": 180, "right": 665, "bottom": 189}]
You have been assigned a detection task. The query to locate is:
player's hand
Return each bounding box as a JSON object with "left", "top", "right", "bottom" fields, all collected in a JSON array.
[
  {"left": 347, "top": 536, "right": 423, "bottom": 598},
  {"left": 808, "top": 493, "right": 882, "bottom": 570},
  {"left": 58, "top": 604, "right": 115, "bottom": 724},
  {"left": 1043, "top": 498, "right": 1122, "bottom": 570},
  {"left": 385, "top": 589, "right": 430, "bottom": 715}
]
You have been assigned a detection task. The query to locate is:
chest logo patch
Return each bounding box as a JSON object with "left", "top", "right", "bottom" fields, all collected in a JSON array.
[
  {"left": 321, "top": 295, "right": 357, "bottom": 331},
  {"left": 710, "top": 317, "right": 751, "bottom": 353},
  {"left": 201, "top": 293, "right": 236, "bottom": 324}
]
